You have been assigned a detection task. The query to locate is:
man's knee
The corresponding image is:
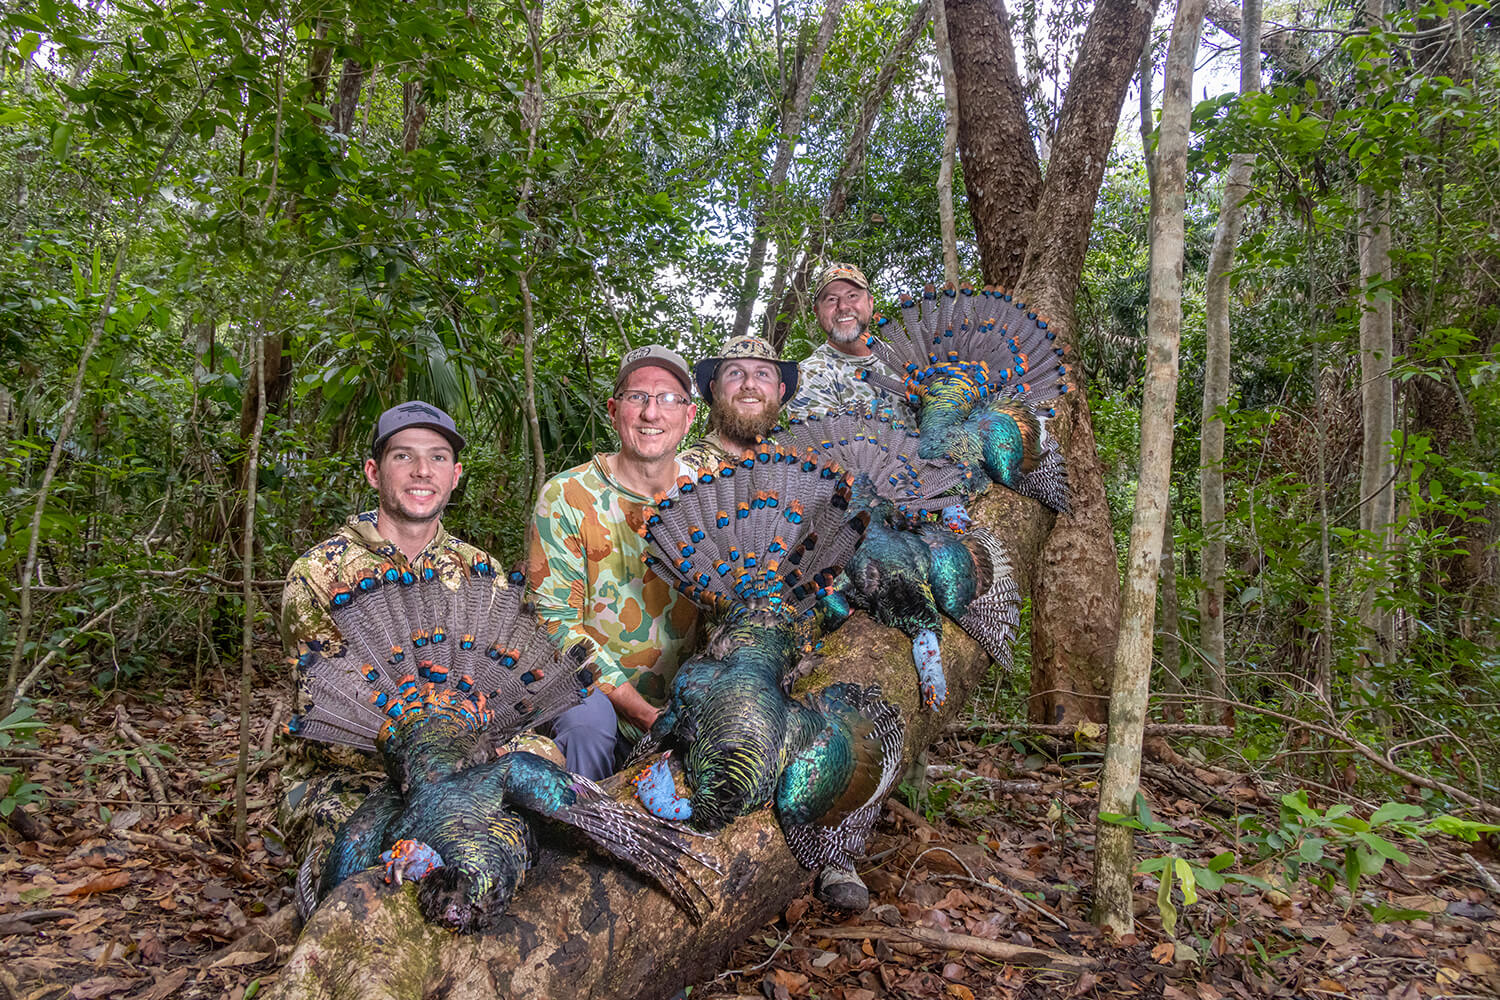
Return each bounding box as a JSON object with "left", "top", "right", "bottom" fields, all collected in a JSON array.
[{"left": 552, "top": 689, "right": 620, "bottom": 780}]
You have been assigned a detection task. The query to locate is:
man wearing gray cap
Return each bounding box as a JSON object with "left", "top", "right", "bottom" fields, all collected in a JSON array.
[
  {"left": 278, "top": 400, "right": 517, "bottom": 864},
  {"left": 786, "top": 262, "right": 911, "bottom": 421},
  {"left": 526, "top": 345, "right": 702, "bottom": 779}
]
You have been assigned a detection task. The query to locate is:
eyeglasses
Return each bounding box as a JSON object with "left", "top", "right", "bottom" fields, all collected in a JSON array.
[{"left": 615, "top": 390, "right": 692, "bottom": 410}]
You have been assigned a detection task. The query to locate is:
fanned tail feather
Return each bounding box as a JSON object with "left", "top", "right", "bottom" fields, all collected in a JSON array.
[
  {"left": 288, "top": 557, "right": 596, "bottom": 753},
  {"left": 641, "top": 449, "right": 867, "bottom": 617},
  {"left": 778, "top": 407, "right": 978, "bottom": 517}
]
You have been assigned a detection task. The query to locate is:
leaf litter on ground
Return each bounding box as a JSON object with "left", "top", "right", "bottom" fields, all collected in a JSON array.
[{"left": 2, "top": 665, "right": 1498, "bottom": 999}]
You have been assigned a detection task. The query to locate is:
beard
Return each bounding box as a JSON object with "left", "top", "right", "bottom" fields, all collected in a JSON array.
[
  {"left": 825, "top": 316, "right": 869, "bottom": 345},
  {"left": 710, "top": 395, "right": 780, "bottom": 448}
]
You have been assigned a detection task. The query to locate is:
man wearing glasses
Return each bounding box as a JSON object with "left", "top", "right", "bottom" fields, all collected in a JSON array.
[
  {"left": 680, "top": 334, "right": 798, "bottom": 469},
  {"left": 525, "top": 346, "right": 702, "bottom": 779}
]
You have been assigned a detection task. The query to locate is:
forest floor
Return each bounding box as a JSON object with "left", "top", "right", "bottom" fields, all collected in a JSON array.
[{"left": 2, "top": 661, "right": 1499, "bottom": 1000}]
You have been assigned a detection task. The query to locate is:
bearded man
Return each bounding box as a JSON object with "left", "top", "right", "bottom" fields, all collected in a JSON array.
[
  {"left": 679, "top": 335, "right": 798, "bottom": 469},
  {"left": 785, "top": 262, "right": 911, "bottom": 421}
]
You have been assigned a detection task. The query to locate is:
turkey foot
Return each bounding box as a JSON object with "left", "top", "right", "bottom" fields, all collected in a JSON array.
[
  {"left": 381, "top": 838, "right": 444, "bottom": 885},
  {"left": 912, "top": 628, "right": 947, "bottom": 708},
  {"left": 633, "top": 755, "right": 694, "bottom": 821},
  {"left": 940, "top": 502, "right": 972, "bottom": 533}
]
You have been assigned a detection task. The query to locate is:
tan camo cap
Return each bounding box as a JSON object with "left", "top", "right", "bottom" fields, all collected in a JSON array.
[
  {"left": 693, "top": 334, "right": 800, "bottom": 405},
  {"left": 812, "top": 262, "right": 871, "bottom": 299}
]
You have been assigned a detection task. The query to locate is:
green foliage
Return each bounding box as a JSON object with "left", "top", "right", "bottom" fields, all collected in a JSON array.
[
  {"left": 0, "top": 703, "right": 46, "bottom": 817},
  {"left": 1109, "top": 790, "right": 1500, "bottom": 937}
]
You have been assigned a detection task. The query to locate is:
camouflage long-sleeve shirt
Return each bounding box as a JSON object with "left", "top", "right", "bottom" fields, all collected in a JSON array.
[
  {"left": 525, "top": 457, "right": 700, "bottom": 708},
  {"left": 785, "top": 343, "right": 914, "bottom": 421},
  {"left": 280, "top": 511, "right": 494, "bottom": 670}
]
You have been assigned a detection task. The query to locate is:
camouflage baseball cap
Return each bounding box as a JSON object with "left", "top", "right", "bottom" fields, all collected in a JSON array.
[
  {"left": 371, "top": 400, "right": 466, "bottom": 459},
  {"left": 813, "top": 262, "right": 871, "bottom": 299},
  {"left": 614, "top": 344, "right": 693, "bottom": 395},
  {"left": 693, "top": 334, "right": 799, "bottom": 405}
]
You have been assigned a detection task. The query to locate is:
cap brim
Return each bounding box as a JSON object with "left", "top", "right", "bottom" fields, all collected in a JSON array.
[{"left": 696, "top": 357, "right": 800, "bottom": 405}]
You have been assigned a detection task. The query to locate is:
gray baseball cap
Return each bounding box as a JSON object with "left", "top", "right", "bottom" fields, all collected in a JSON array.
[
  {"left": 614, "top": 344, "right": 693, "bottom": 395},
  {"left": 371, "top": 401, "right": 466, "bottom": 459}
]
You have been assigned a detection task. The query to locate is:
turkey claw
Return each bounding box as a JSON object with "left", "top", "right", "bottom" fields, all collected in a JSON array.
[
  {"left": 381, "top": 839, "right": 444, "bottom": 886},
  {"left": 633, "top": 755, "right": 693, "bottom": 821}
]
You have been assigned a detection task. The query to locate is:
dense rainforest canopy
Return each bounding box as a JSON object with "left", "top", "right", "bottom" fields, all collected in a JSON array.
[{"left": 1, "top": 0, "right": 1499, "bottom": 995}]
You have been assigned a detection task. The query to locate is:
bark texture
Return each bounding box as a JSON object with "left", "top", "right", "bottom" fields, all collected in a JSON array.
[
  {"left": 944, "top": 0, "right": 1039, "bottom": 289},
  {"left": 1092, "top": 0, "right": 1206, "bottom": 936},
  {"left": 1199, "top": 0, "right": 1260, "bottom": 727},
  {"left": 1014, "top": 0, "right": 1160, "bottom": 725},
  {"left": 933, "top": 0, "right": 962, "bottom": 284},
  {"left": 269, "top": 487, "right": 1053, "bottom": 1000}
]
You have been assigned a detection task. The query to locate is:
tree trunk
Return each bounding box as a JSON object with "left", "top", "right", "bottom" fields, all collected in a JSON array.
[
  {"left": 1092, "top": 0, "right": 1205, "bottom": 936},
  {"left": 402, "top": 78, "right": 427, "bottom": 154},
  {"left": 234, "top": 323, "right": 268, "bottom": 847},
  {"left": 943, "top": 0, "right": 1039, "bottom": 289},
  {"left": 1199, "top": 0, "right": 1260, "bottom": 728},
  {"left": 1012, "top": 0, "right": 1160, "bottom": 725},
  {"left": 1158, "top": 497, "right": 1184, "bottom": 723},
  {"left": 268, "top": 489, "right": 1055, "bottom": 1000},
  {"left": 731, "top": 0, "right": 846, "bottom": 339},
  {"left": 330, "top": 36, "right": 365, "bottom": 136},
  {"left": 1356, "top": 0, "right": 1394, "bottom": 700},
  {"left": 765, "top": 0, "right": 932, "bottom": 349},
  {"left": 933, "top": 0, "right": 962, "bottom": 284},
  {"left": 1356, "top": 187, "right": 1394, "bottom": 676},
  {"left": 519, "top": 0, "right": 547, "bottom": 507}
]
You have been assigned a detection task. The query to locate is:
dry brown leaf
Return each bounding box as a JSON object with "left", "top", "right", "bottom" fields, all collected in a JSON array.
[
  {"left": 1464, "top": 951, "right": 1498, "bottom": 974},
  {"left": 945, "top": 984, "right": 975, "bottom": 1000},
  {"left": 209, "top": 949, "right": 273, "bottom": 968},
  {"left": 1196, "top": 983, "right": 1224, "bottom": 1000},
  {"left": 768, "top": 967, "right": 809, "bottom": 994},
  {"left": 68, "top": 976, "right": 138, "bottom": 999},
  {"left": 1151, "top": 941, "right": 1175, "bottom": 965},
  {"left": 130, "top": 969, "right": 190, "bottom": 1000},
  {"left": 1436, "top": 967, "right": 1463, "bottom": 986},
  {"left": 785, "top": 897, "right": 810, "bottom": 923},
  {"left": 1314, "top": 979, "right": 1347, "bottom": 992},
  {"left": 63, "top": 872, "right": 130, "bottom": 898}
]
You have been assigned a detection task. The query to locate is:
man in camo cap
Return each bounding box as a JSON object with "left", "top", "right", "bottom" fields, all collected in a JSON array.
[
  {"left": 786, "top": 262, "right": 911, "bottom": 421},
  {"left": 679, "top": 333, "right": 798, "bottom": 469}
]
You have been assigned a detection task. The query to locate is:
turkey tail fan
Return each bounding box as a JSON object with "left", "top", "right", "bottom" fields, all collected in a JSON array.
[
  {"left": 778, "top": 407, "right": 977, "bottom": 516},
  {"left": 288, "top": 555, "right": 597, "bottom": 752},
  {"left": 955, "top": 528, "right": 1024, "bottom": 670},
  {"left": 779, "top": 682, "right": 905, "bottom": 873},
  {"left": 963, "top": 287, "right": 1073, "bottom": 414},
  {"left": 642, "top": 449, "right": 865, "bottom": 617}
]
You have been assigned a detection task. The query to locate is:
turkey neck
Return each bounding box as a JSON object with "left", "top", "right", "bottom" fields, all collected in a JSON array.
[
  {"left": 914, "top": 378, "right": 979, "bottom": 443},
  {"left": 707, "top": 609, "right": 799, "bottom": 683},
  {"left": 379, "top": 711, "right": 490, "bottom": 794}
]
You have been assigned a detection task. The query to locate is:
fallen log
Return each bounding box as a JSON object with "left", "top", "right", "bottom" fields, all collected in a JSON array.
[{"left": 268, "top": 488, "right": 1053, "bottom": 1000}]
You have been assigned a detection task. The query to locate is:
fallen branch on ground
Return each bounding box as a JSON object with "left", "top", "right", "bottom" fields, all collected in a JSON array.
[{"left": 807, "top": 924, "right": 1097, "bottom": 970}]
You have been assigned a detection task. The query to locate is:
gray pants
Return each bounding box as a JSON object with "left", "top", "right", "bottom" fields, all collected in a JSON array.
[{"left": 551, "top": 688, "right": 621, "bottom": 781}]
